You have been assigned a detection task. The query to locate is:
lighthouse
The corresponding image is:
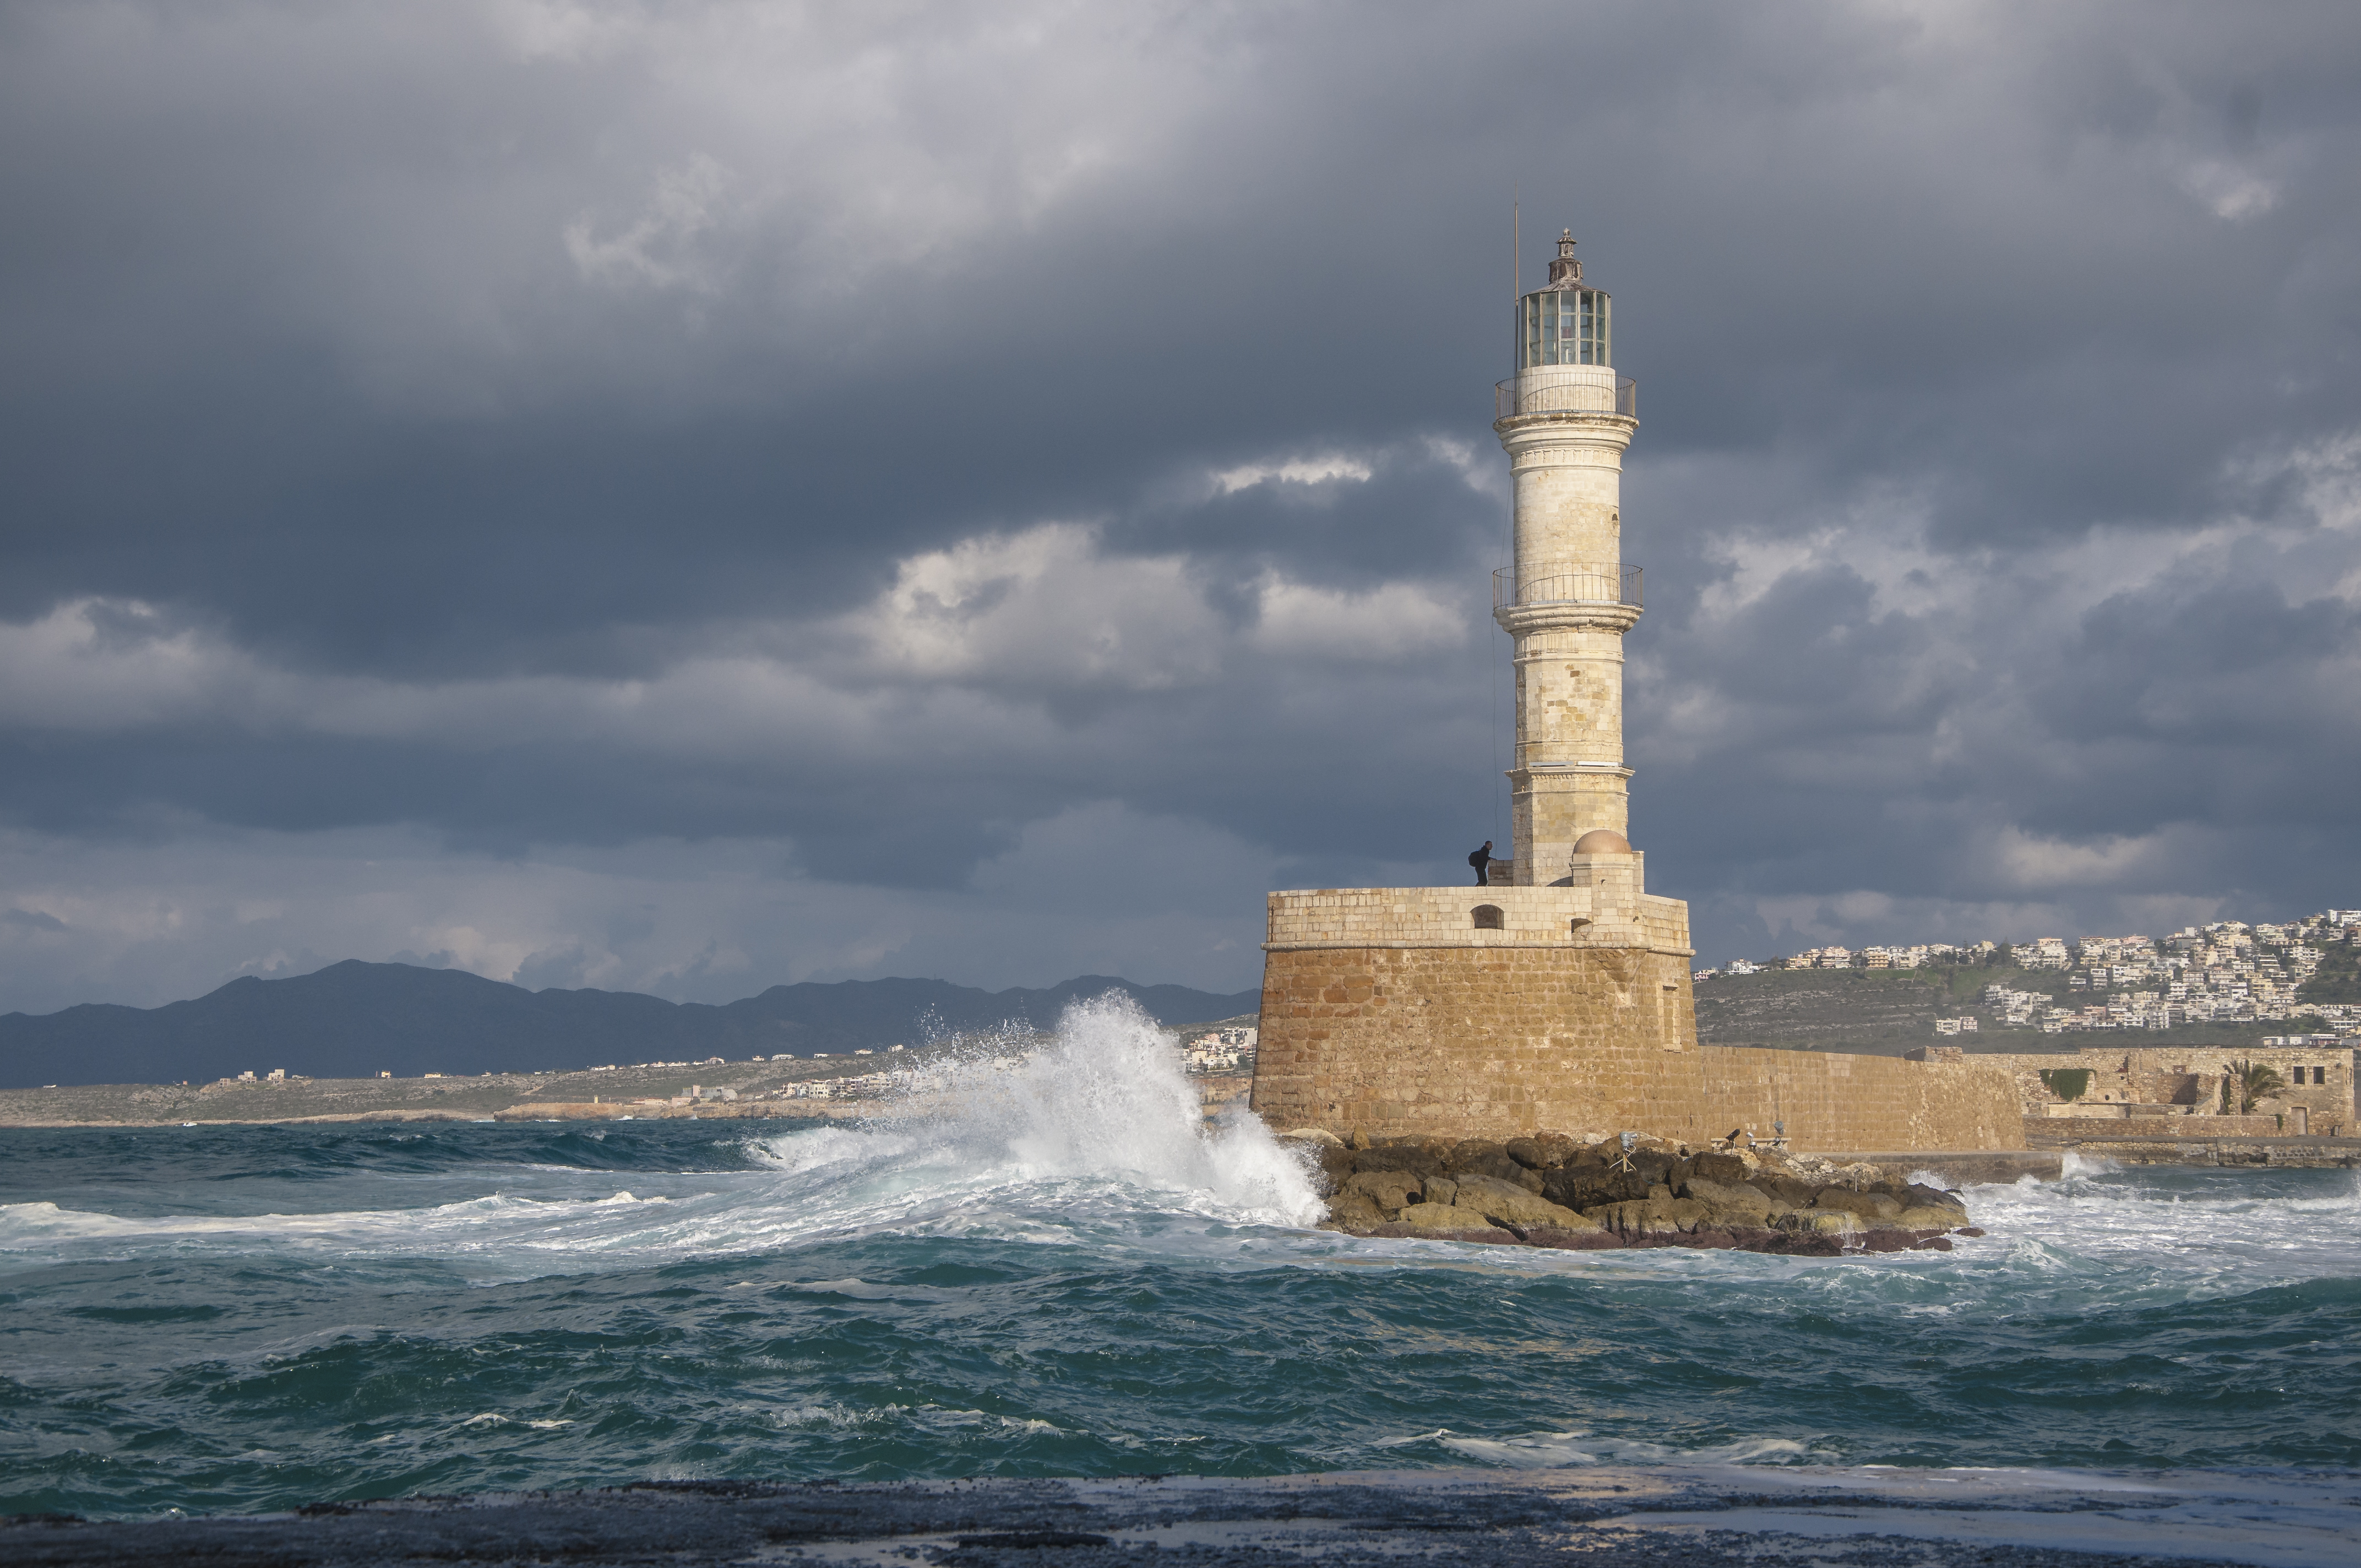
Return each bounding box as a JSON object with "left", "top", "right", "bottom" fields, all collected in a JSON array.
[
  {"left": 1242, "top": 227, "right": 2027, "bottom": 1158},
  {"left": 1247, "top": 223, "right": 1702, "bottom": 1144},
  {"left": 1494, "top": 231, "right": 1641, "bottom": 883}
]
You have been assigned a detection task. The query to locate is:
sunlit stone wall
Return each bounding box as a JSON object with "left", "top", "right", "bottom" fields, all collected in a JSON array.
[{"left": 1251, "top": 885, "right": 2024, "bottom": 1151}]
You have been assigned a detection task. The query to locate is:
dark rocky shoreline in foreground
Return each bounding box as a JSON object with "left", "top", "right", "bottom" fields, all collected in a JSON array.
[
  {"left": 10, "top": 1466, "right": 2345, "bottom": 1567},
  {"left": 1283, "top": 1129, "right": 1979, "bottom": 1255}
]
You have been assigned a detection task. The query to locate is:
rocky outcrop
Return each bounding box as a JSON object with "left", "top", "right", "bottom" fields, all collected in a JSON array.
[
  {"left": 1283, "top": 1128, "right": 1977, "bottom": 1255},
  {"left": 1442, "top": 1173, "right": 1597, "bottom": 1232}
]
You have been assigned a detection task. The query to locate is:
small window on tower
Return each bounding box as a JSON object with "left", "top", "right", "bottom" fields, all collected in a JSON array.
[{"left": 1472, "top": 905, "right": 1505, "bottom": 930}]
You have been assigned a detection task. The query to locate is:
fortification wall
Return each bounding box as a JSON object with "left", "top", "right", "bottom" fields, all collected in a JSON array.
[
  {"left": 1974, "top": 1046, "right": 2357, "bottom": 1134},
  {"left": 1252, "top": 941, "right": 2023, "bottom": 1152},
  {"left": 1263, "top": 878, "right": 1688, "bottom": 955}
]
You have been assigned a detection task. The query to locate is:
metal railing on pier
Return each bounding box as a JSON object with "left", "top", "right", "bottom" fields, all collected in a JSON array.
[
  {"left": 1494, "top": 375, "right": 1637, "bottom": 420},
  {"left": 1493, "top": 562, "right": 1642, "bottom": 610}
]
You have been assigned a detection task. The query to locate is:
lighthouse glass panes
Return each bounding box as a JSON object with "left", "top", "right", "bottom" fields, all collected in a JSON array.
[{"left": 1517, "top": 288, "right": 1611, "bottom": 368}]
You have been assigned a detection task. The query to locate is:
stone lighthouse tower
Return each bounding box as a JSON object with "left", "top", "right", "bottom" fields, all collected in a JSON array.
[
  {"left": 1247, "top": 224, "right": 1699, "bottom": 1141},
  {"left": 1495, "top": 231, "right": 1640, "bottom": 883}
]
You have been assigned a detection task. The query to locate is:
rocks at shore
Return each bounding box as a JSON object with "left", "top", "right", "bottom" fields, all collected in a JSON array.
[{"left": 1283, "top": 1129, "right": 1974, "bottom": 1255}]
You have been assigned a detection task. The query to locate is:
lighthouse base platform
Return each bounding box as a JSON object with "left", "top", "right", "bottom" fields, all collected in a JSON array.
[{"left": 1247, "top": 884, "right": 2023, "bottom": 1153}]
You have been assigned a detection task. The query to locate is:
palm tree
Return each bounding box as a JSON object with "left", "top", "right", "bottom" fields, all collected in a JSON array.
[{"left": 2222, "top": 1059, "right": 2287, "bottom": 1114}]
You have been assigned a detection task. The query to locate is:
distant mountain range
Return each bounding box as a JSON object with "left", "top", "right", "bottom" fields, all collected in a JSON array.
[{"left": 0, "top": 962, "right": 1261, "bottom": 1088}]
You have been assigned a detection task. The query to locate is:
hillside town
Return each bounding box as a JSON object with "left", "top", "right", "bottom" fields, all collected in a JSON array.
[
  {"left": 1695, "top": 908, "right": 2361, "bottom": 1038},
  {"left": 1182, "top": 1025, "right": 1259, "bottom": 1071}
]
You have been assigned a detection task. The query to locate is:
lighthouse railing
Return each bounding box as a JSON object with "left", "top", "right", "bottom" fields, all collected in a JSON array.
[
  {"left": 1494, "top": 563, "right": 1642, "bottom": 611},
  {"left": 1494, "top": 375, "right": 1636, "bottom": 420}
]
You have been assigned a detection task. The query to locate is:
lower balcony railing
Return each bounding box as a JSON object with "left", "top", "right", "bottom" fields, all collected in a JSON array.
[{"left": 1494, "top": 563, "right": 1642, "bottom": 610}]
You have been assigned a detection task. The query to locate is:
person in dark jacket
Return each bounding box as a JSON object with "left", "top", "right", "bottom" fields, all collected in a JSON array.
[{"left": 1468, "top": 841, "right": 1494, "bottom": 886}]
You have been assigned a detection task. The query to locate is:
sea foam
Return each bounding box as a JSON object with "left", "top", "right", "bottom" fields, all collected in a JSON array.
[{"left": 746, "top": 990, "right": 1324, "bottom": 1231}]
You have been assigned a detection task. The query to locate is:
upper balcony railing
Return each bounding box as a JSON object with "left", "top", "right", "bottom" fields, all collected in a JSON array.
[
  {"left": 1494, "top": 562, "right": 1642, "bottom": 611},
  {"left": 1494, "top": 375, "right": 1638, "bottom": 421}
]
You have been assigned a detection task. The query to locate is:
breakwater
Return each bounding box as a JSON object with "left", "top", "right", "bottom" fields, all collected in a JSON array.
[
  {"left": 1292, "top": 1130, "right": 1975, "bottom": 1254},
  {"left": 2025, "top": 1124, "right": 2361, "bottom": 1168}
]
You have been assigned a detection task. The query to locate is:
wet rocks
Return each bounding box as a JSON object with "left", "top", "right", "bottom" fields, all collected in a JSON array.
[
  {"left": 1448, "top": 1173, "right": 1596, "bottom": 1232},
  {"left": 1322, "top": 1189, "right": 1389, "bottom": 1232},
  {"left": 1680, "top": 1175, "right": 1777, "bottom": 1226},
  {"left": 1342, "top": 1170, "right": 1422, "bottom": 1212},
  {"left": 1587, "top": 1195, "right": 1705, "bottom": 1238},
  {"left": 1778, "top": 1208, "right": 1861, "bottom": 1236},
  {"left": 1379, "top": 1202, "right": 1518, "bottom": 1242},
  {"left": 1808, "top": 1188, "right": 1902, "bottom": 1222},
  {"left": 1282, "top": 1128, "right": 1975, "bottom": 1255}
]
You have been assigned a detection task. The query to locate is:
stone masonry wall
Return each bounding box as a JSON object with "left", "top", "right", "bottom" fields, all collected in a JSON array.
[
  {"left": 1252, "top": 944, "right": 2023, "bottom": 1152},
  {"left": 1979, "top": 1046, "right": 2358, "bottom": 1135},
  {"left": 1264, "top": 882, "right": 1687, "bottom": 954}
]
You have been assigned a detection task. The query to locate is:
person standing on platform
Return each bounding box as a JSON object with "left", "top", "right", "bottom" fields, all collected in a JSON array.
[{"left": 1468, "top": 841, "right": 1494, "bottom": 886}]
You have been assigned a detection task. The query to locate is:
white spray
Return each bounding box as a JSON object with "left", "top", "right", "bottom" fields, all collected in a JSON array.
[
  {"left": 752, "top": 990, "right": 1326, "bottom": 1232},
  {"left": 0, "top": 996, "right": 1328, "bottom": 1280}
]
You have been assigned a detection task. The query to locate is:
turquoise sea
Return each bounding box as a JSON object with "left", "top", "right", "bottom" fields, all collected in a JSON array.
[{"left": 3, "top": 998, "right": 2357, "bottom": 1520}]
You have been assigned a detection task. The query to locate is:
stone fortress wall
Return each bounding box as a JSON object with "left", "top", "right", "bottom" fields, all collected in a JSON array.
[
  {"left": 1252, "top": 883, "right": 2025, "bottom": 1152},
  {"left": 1956, "top": 1044, "right": 2359, "bottom": 1136},
  {"left": 1264, "top": 877, "right": 1690, "bottom": 954}
]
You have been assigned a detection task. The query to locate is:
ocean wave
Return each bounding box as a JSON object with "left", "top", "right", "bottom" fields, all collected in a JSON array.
[
  {"left": 0, "top": 994, "right": 1322, "bottom": 1280},
  {"left": 5, "top": 1125, "right": 2358, "bottom": 1517},
  {"left": 1395, "top": 1428, "right": 1836, "bottom": 1469},
  {"left": 0, "top": 1188, "right": 671, "bottom": 1251},
  {"left": 736, "top": 992, "right": 1323, "bottom": 1233}
]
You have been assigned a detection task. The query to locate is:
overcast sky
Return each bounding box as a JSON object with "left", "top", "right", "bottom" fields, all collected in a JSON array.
[{"left": 4, "top": 1, "right": 2359, "bottom": 1015}]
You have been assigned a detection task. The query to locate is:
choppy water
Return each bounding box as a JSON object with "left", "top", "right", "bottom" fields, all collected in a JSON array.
[{"left": 2, "top": 995, "right": 2357, "bottom": 1520}]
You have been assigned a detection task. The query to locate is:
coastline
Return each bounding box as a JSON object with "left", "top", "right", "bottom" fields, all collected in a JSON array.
[
  {"left": 0, "top": 1064, "right": 1257, "bottom": 1130},
  {"left": 7, "top": 1090, "right": 2352, "bottom": 1174}
]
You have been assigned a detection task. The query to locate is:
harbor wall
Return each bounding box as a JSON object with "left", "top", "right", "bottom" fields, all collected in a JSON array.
[{"left": 1251, "top": 940, "right": 2022, "bottom": 1151}]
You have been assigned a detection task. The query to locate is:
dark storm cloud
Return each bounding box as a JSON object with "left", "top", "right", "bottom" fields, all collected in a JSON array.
[{"left": 4, "top": 1, "right": 2361, "bottom": 1010}]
